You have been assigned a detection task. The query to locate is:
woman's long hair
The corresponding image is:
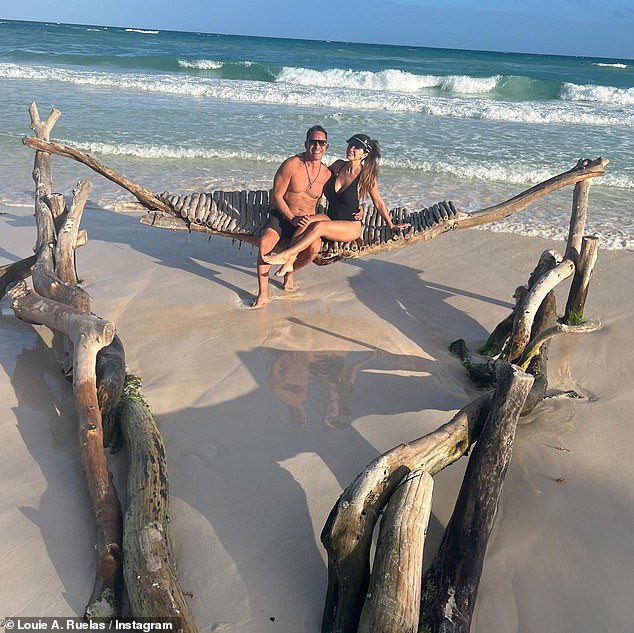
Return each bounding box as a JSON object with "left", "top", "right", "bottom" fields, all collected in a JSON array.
[{"left": 357, "top": 135, "right": 381, "bottom": 199}]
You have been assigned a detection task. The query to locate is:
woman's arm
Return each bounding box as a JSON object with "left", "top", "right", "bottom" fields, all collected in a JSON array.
[{"left": 368, "top": 181, "right": 410, "bottom": 230}]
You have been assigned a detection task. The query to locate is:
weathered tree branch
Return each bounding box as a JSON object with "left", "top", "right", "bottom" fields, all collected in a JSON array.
[
  {"left": 507, "top": 258, "right": 575, "bottom": 362},
  {"left": 564, "top": 236, "right": 599, "bottom": 323},
  {"left": 420, "top": 363, "right": 534, "bottom": 633},
  {"left": 518, "top": 320, "right": 601, "bottom": 371},
  {"left": 321, "top": 394, "right": 492, "bottom": 633},
  {"left": 357, "top": 469, "right": 433, "bottom": 633},
  {"left": 8, "top": 282, "right": 122, "bottom": 617},
  {"left": 56, "top": 180, "right": 92, "bottom": 285},
  {"left": 459, "top": 157, "right": 607, "bottom": 230},
  {"left": 118, "top": 393, "right": 197, "bottom": 629},
  {"left": 0, "top": 230, "right": 87, "bottom": 300},
  {"left": 22, "top": 136, "right": 174, "bottom": 215}
]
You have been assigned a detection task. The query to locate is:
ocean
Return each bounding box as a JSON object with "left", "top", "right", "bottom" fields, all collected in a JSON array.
[{"left": 1, "top": 19, "right": 633, "bottom": 249}]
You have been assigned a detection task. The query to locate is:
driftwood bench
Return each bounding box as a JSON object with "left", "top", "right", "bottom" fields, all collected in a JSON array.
[{"left": 137, "top": 190, "right": 465, "bottom": 263}]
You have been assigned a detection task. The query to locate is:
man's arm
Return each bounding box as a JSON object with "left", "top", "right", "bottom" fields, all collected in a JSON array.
[{"left": 271, "top": 157, "right": 299, "bottom": 223}]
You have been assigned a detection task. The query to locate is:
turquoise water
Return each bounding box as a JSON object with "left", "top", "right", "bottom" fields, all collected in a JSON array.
[{"left": 2, "top": 19, "right": 633, "bottom": 248}]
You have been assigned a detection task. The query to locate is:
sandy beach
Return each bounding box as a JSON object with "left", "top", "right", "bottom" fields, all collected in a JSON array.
[{"left": 1, "top": 201, "right": 633, "bottom": 632}]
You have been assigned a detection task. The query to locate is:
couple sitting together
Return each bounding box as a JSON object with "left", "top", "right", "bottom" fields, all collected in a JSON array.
[{"left": 251, "top": 125, "right": 409, "bottom": 308}]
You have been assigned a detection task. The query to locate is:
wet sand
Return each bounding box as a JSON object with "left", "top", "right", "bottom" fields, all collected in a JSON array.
[{"left": 1, "top": 202, "right": 633, "bottom": 632}]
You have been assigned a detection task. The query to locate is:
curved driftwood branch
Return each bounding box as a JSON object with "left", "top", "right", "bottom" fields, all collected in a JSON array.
[
  {"left": 8, "top": 282, "right": 122, "bottom": 617},
  {"left": 321, "top": 393, "right": 492, "bottom": 633},
  {"left": 518, "top": 320, "right": 601, "bottom": 371},
  {"left": 507, "top": 258, "right": 575, "bottom": 362},
  {"left": 459, "top": 157, "right": 607, "bottom": 230},
  {"left": 357, "top": 469, "right": 433, "bottom": 633},
  {"left": 22, "top": 136, "right": 174, "bottom": 215},
  {"left": 118, "top": 391, "right": 196, "bottom": 630},
  {"left": 420, "top": 363, "right": 534, "bottom": 633}
]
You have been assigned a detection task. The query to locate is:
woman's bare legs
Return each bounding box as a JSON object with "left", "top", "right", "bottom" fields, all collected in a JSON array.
[
  {"left": 279, "top": 215, "right": 331, "bottom": 285},
  {"left": 264, "top": 220, "right": 362, "bottom": 275}
]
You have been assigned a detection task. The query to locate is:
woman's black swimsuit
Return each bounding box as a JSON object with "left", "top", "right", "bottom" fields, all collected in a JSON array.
[{"left": 324, "top": 171, "right": 361, "bottom": 221}]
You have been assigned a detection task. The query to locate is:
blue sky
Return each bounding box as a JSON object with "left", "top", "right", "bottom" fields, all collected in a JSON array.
[{"left": 2, "top": 0, "right": 633, "bottom": 59}]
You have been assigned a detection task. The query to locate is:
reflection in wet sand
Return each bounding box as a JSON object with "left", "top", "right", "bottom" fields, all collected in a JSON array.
[{"left": 267, "top": 349, "right": 376, "bottom": 428}]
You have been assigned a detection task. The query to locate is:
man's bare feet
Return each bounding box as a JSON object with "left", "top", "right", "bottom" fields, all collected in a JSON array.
[{"left": 250, "top": 294, "right": 270, "bottom": 309}]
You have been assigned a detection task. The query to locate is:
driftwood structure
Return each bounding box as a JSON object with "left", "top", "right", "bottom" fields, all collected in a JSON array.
[
  {"left": 7, "top": 103, "right": 195, "bottom": 628},
  {"left": 22, "top": 135, "right": 607, "bottom": 266},
  {"left": 319, "top": 165, "right": 603, "bottom": 632},
  {"left": 5, "top": 103, "right": 607, "bottom": 632}
]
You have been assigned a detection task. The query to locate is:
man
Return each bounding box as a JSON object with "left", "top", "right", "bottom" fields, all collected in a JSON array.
[{"left": 251, "top": 125, "right": 332, "bottom": 308}]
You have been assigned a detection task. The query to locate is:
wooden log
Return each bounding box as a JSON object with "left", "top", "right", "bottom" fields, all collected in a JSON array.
[
  {"left": 140, "top": 212, "right": 190, "bottom": 231},
  {"left": 174, "top": 195, "right": 187, "bottom": 216},
  {"left": 187, "top": 193, "right": 200, "bottom": 222},
  {"left": 27, "top": 103, "right": 58, "bottom": 198},
  {"left": 246, "top": 190, "right": 255, "bottom": 232},
  {"left": 213, "top": 191, "right": 225, "bottom": 230},
  {"left": 118, "top": 393, "right": 196, "bottom": 630},
  {"left": 8, "top": 282, "right": 122, "bottom": 618},
  {"left": 0, "top": 256, "right": 36, "bottom": 298},
  {"left": 55, "top": 180, "right": 92, "bottom": 285},
  {"left": 420, "top": 363, "right": 534, "bottom": 633},
  {"left": 506, "top": 258, "right": 575, "bottom": 362},
  {"left": 460, "top": 157, "right": 608, "bottom": 229},
  {"left": 321, "top": 393, "right": 492, "bottom": 633},
  {"left": 357, "top": 470, "right": 433, "bottom": 633},
  {"left": 565, "top": 174, "right": 590, "bottom": 264},
  {"left": 521, "top": 290, "right": 557, "bottom": 414},
  {"left": 195, "top": 192, "right": 210, "bottom": 224},
  {"left": 32, "top": 197, "right": 91, "bottom": 313},
  {"left": 180, "top": 194, "right": 193, "bottom": 219},
  {"left": 23, "top": 136, "right": 175, "bottom": 216},
  {"left": 96, "top": 334, "right": 127, "bottom": 448},
  {"left": 115, "top": 201, "right": 149, "bottom": 213},
  {"left": 564, "top": 236, "right": 599, "bottom": 323},
  {"left": 207, "top": 192, "right": 219, "bottom": 228}
]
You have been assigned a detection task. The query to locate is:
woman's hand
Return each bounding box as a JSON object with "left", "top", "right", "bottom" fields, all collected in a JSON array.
[{"left": 389, "top": 222, "right": 411, "bottom": 232}]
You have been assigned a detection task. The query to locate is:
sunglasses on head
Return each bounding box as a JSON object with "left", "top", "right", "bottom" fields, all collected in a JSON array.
[{"left": 307, "top": 139, "right": 328, "bottom": 147}]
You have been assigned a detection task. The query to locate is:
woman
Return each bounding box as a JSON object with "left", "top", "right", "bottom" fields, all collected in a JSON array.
[{"left": 263, "top": 133, "right": 409, "bottom": 276}]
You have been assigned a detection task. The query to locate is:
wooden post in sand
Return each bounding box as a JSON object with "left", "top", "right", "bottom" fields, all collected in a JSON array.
[
  {"left": 564, "top": 235, "right": 599, "bottom": 323},
  {"left": 419, "top": 364, "right": 533, "bottom": 633}
]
